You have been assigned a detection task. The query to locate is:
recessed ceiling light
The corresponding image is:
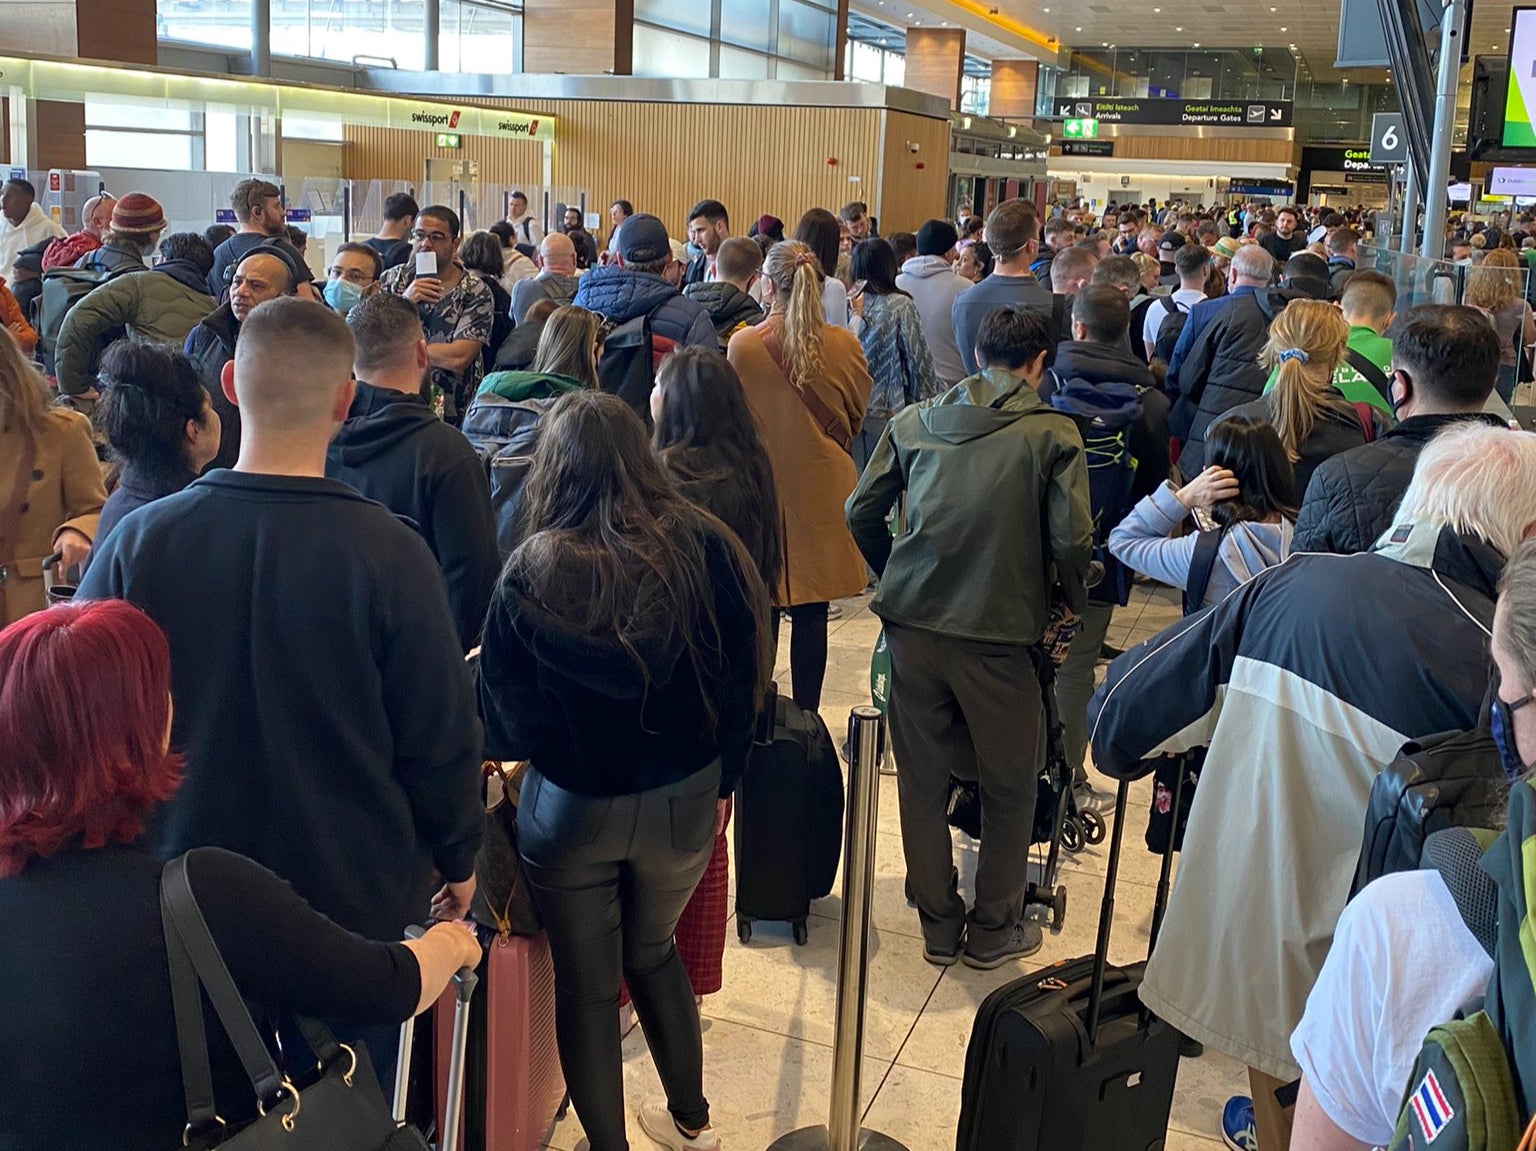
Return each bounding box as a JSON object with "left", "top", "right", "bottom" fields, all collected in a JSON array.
[
  {"left": 1175, "top": 25, "right": 1182, "bottom": 31},
  {"left": 1193, "top": 41, "right": 1200, "bottom": 46},
  {"left": 1279, "top": 26, "right": 1287, "bottom": 31},
  {"left": 1076, "top": 24, "right": 1083, "bottom": 30}
]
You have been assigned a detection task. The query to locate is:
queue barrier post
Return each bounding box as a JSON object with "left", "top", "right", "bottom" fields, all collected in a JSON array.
[{"left": 764, "top": 707, "right": 910, "bottom": 1151}]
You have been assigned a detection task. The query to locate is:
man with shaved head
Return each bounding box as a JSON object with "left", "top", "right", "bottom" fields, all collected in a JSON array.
[
  {"left": 184, "top": 245, "right": 299, "bottom": 470},
  {"left": 510, "top": 230, "right": 581, "bottom": 323},
  {"left": 40, "top": 193, "right": 117, "bottom": 271},
  {"left": 79, "top": 294, "right": 484, "bottom": 1083}
]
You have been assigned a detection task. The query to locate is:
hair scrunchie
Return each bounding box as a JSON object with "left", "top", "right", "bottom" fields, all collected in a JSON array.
[
  {"left": 1277, "top": 348, "right": 1310, "bottom": 364},
  {"left": 793, "top": 252, "right": 818, "bottom": 270}
]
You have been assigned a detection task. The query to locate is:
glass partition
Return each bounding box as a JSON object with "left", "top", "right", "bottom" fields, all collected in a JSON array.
[{"left": 1358, "top": 242, "right": 1533, "bottom": 310}]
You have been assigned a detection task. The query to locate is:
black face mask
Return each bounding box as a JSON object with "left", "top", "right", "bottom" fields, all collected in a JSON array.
[{"left": 1390, "top": 370, "right": 1411, "bottom": 418}]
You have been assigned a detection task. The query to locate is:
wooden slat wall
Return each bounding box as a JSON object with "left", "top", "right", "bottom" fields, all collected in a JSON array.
[
  {"left": 344, "top": 101, "right": 951, "bottom": 238},
  {"left": 522, "top": 0, "right": 631, "bottom": 76},
  {"left": 1094, "top": 135, "right": 1297, "bottom": 165},
  {"left": 903, "top": 28, "right": 966, "bottom": 111}
]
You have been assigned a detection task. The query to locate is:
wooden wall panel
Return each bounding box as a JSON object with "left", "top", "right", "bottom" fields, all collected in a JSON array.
[
  {"left": 75, "top": 0, "right": 156, "bottom": 64},
  {"left": 35, "top": 102, "right": 86, "bottom": 170},
  {"left": 903, "top": 28, "right": 966, "bottom": 110},
  {"left": 522, "top": 0, "right": 631, "bottom": 76},
  {"left": 989, "top": 60, "right": 1039, "bottom": 120},
  {"left": 1100, "top": 135, "right": 1296, "bottom": 165},
  {"left": 344, "top": 101, "right": 951, "bottom": 241},
  {"left": 880, "top": 110, "right": 952, "bottom": 234}
]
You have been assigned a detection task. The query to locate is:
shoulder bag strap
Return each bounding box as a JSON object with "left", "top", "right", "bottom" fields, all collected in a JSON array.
[
  {"left": 1342, "top": 346, "right": 1392, "bottom": 402},
  {"left": 161, "top": 856, "right": 288, "bottom": 1108},
  {"left": 1183, "top": 528, "right": 1223, "bottom": 616},
  {"left": 1160, "top": 294, "right": 1178, "bottom": 316},
  {"left": 760, "top": 326, "right": 853, "bottom": 452},
  {"left": 1351, "top": 401, "right": 1378, "bottom": 443}
]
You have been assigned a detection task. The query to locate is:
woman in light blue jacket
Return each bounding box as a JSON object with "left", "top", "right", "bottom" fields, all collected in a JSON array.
[{"left": 1109, "top": 415, "right": 1298, "bottom": 612}]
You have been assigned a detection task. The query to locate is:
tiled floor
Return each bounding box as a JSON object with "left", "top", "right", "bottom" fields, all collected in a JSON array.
[{"left": 543, "top": 582, "right": 1246, "bottom": 1151}]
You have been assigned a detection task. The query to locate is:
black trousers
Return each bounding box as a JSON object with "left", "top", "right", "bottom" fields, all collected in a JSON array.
[
  {"left": 770, "top": 601, "right": 829, "bottom": 712},
  {"left": 519, "top": 762, "right": 719, "bottom": 1151}
]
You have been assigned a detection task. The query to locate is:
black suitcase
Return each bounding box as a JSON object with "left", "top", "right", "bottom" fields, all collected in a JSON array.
[
  {"left": 734, "top": 684, "right": 844, "bottom": 945},
  {"left": 955, "top": 773, "right": 1185, "bottom": 1151}
]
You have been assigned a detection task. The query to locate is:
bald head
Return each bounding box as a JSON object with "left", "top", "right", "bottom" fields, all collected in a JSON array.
[
  {"left": 82, "top": 194, "right": 117, "bottom": 239},
  {"left": 540, "top": 232, "right": 577, "bottom": 275},
  {"left": 231, "top": 297, "right": 355, "bottom": 435}
]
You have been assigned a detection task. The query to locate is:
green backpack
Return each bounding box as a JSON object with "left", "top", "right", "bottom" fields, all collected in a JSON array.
[{"left": 1389, "top": 782, "right": 1536, "bottom": 1150}]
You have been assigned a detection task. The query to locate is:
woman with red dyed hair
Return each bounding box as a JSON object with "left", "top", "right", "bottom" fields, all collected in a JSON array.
[{"left": 0, "top": 599, "right": 481, "bottom": 1149}]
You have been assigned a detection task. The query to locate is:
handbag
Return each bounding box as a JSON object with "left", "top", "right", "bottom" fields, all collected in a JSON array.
[
  {"left": 469, "top": 760, "right": 543, "bottom": 938},
  {"left": 160, "top": 855, "right": 428, "bottom": 1151}
]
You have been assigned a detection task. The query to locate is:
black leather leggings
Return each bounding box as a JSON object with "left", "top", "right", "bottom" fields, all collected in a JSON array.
[
  {"left": 519, "top": 761, "right": 720, "bottom": 1151},
  {"left": 772, "top": 601, "right": 830, "bottom": 712}
]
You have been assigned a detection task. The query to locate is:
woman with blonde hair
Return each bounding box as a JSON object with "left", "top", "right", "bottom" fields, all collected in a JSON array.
[
  {"left": 476, "top": 304, "right": 603, "bottom": 398},
  {"left": 1463, "top": 247, "right": 1535, "bottom": 401},
  {"left": 0, "top": 330, "right": 103, "bottom": 625},
  {"left": 1217, "top": 298, "right": 1385, "bottom": 494},
  {"left": 728, "top": 239, "right": 871, "bottom": 711}
]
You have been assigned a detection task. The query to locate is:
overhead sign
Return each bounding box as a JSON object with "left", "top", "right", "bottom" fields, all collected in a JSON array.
[
  {"left": 1063, "top": 118, "right": 1100, "bottom": 138},
  {"left": 1062, "top": 140, "right": 1115, "bottom": 157},
  {"left": 285, "top": 208, "right": 312, "bottom": 222},
  {"left": 1301, "top": 145, "right": 1383, "bottom": 172},
  {"left": 1052, "top": 98, "right": 1292, "bottom": 127},
  {"left": 435, "top": 132, "right": 462, "bottom": 149},
  {"left": 1488, "top": 167, "right": 1536, "bottom": 196},
  {"left": 1369, "top": 113, "right": 1408, "bottom": 164},
  {"left": 214, "top": 208, "right": 237, "bottom": 224},
  {"left": 1229, "top": 178, "right": 1295, "bottom": 196}
]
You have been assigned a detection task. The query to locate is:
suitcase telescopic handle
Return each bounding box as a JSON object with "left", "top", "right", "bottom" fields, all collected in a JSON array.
[{"left": 393, "top": 925, "right": 479, "bottom": 1129}]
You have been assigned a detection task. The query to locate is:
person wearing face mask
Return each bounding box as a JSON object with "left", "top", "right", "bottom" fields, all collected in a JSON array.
[
  {"left": 1286, "top": 537, "right": 1536, "bottom": 1151},
  {"left": 1294, "top": 304, "right": 1510, "bottom": 555},
  {"left": 322, "top": 241, "right": 382, "bottom": 315}
]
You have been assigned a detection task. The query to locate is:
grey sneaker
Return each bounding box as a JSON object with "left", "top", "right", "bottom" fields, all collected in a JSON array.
[
  {"left": 923, "top": 935, "right": 964, "bottom": 967},
  {"left": 1072, "top": 780, "right": 1119, "bottom": 817},
  {"left": 963, "top": 921, "right": 1043, "bottom": 970}
]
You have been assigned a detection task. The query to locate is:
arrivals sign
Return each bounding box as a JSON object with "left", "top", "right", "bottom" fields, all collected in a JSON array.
[
  {"left": 1061, "top": 140, "right": 1115, "bottom": 156},
  {"left": 1052, "top": 97, "right": 1293, "bottom": 127}
]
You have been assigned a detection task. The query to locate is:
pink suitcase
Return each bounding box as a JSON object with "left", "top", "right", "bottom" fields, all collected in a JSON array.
[{"left": 434, "top": 930, "right": 567, "bottom": 1151}]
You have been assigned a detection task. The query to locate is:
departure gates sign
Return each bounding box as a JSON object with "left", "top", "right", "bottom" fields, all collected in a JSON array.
[{"left": 1052, "top": 98, "right": 1293, "bottom": 128}]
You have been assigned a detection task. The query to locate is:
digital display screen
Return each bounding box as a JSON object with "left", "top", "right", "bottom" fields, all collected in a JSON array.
[{"left": 1504, "top": 8, "right": 1536, "bottom": 146}]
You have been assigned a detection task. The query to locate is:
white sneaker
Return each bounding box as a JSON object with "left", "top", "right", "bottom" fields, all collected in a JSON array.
[{"left": 637, "top": 1096, "right": 721, "bottom": 1150}]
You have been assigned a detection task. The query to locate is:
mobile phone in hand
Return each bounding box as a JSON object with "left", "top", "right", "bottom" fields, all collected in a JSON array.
[{"left": 415, "top": 250, "right": 439, "bottom": 278}]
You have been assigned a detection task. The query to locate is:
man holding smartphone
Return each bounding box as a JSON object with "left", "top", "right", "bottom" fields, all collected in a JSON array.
[{"left": 378, "top": 203, "right": 494, "bottom": 425}]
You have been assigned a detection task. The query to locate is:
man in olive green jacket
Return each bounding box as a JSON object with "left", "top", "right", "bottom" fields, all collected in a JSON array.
[
  {"left": 55, "top": 231, "right": 217, "bottom": 398},
  {"left": 846, "top": 304, "right": 1092, "bottom": 971}
]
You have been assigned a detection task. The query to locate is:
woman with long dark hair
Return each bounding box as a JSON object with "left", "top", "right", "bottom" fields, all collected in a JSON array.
[
  {"left": 729, "top": 240, "right": 871, "bottom": 712},
  {"left": 1109, "top": 415, "right": 1297, "bottom": 611},
  {"left": 794, "top": 207, "right": 859, "bottom": 332},
  {"left": 477, "top": 390, "right": 771, "bottom": 1151},
  {"left": 849, "top": 238, "right": 943, "bottom": 471}
]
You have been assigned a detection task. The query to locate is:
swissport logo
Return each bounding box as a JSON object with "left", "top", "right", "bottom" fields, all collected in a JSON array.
[
  {"left": 411, "top": 109, "right": 461, "bottom": 127},
  {"left": 498, "top": 118, "right": 540, "bottom": 136}
]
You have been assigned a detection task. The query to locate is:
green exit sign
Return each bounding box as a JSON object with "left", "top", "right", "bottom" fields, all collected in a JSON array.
[
  {"left": 1063, "top": 118, "right": 1100, "bottom": 139},
  {"left": 435, "top": 132, "right": 462, "bottom": 149}
]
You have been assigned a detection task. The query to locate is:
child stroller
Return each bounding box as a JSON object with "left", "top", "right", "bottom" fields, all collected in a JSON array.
[{"left": 945, "top": 613, "right": 1107, "bottom": 930}]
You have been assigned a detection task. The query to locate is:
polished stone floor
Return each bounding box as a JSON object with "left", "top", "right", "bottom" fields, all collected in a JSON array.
[{"left": 543, "top": 581, "right": 1245, "bottom": 1151}]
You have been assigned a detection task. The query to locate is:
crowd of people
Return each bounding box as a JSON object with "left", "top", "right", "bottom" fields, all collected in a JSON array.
[{"left": 3, "top": 169, "right": 1536, "bottom": 1151}]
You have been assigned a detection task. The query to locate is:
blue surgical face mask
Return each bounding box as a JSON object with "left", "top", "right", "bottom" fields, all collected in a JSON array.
[
  {"left": 1491, "top": 670, "right": 1536, "bottom": 780},
  {"left": 324, "top": 277, "right": 365, "bottom": 315}
]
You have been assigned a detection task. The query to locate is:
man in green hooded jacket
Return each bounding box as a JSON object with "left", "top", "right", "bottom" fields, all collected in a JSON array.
[{"left": 846, "top": 305, "right": 1093, "bottom": 970}]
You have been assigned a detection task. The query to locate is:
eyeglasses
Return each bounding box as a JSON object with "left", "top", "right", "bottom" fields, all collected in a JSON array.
[
  {"left": 411, "top": 230, "right": 452, "bottom": 244},
  {"left": 328, "top": 267, "right": 376, "bottom": 285}
]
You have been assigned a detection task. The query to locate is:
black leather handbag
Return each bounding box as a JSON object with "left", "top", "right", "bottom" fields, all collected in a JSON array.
[{"left": 160, "top": 855, "right": 428, "bottom": 1150}]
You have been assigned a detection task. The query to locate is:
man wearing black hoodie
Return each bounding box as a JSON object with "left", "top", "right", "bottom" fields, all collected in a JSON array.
[
  {"left": 682, "top": 236, "right": 764, "bottom": 348},
  {"left": 78, "top": 297, "right": 483, "bottom": 1077},
  {"left": 328, "top": 293, "right": 500, "bottom": 651},
  {"left": 1043, "top": 285, "right": 1168, "bottom": 813}
]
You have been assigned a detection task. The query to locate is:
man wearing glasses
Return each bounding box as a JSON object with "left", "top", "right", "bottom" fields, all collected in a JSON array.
[
  {"left": 323, "top": 242, "right": 383, "bottom": 315},
  {"left": 378, "top": 204, "right": 493, "bottom": 425}
]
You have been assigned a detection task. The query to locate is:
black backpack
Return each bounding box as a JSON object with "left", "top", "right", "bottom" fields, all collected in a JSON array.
[
  {"left": 1352, "top": 711, "right": 1506, "bottom": 899},
  {"left": 459, "top": 388, "right": 562, "bottom": 557},
  {"left": 36, "top": 263, "right": 141, "bottom": 370},
  {"left": 597, "top": 301, "right": 676, "bottom": 424},
  {"left": 1152, "top": 294, "right": 1191, "bottom": 365}
]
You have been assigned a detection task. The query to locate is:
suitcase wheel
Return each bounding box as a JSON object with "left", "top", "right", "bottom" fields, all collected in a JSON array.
[
  {"left": 793, "top": 919, "right": 809, "bottom": 946},
  {"left": 737, "top": 918, "right": 753, "bottom": 945},
  {"left": 1061, "top": 816, "right": 1084, "bottom": 854},
  {"left": 1081, "top": 808, "right": 1107, "bottom": 845},
  {"left": 1051, "top": 886, "right": 1067, "bottom": 930}
]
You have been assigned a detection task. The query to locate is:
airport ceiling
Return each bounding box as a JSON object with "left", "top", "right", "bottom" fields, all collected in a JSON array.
[{"left": 853, "top": 0, "right": 1518, "bottom": 84}]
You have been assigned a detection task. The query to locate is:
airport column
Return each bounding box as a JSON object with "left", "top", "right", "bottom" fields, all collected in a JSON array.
[
  {"left": 903, "top": 27, "right": 968, "bottom": 110},
  {"left": 0, "top": 0, "right": 154, "bottom": 168},
  {"left": 522, "top": 0, "right": 634, "bottom": 75},
  {"left": 989, "top": 60, "right": 1040, "bottom": 119}
]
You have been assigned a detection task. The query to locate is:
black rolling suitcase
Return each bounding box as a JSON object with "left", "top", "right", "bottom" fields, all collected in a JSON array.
[
  {"left": 734, "top": 684, "right": 845, "bottom": 945},
  {"left": 954, "top": 772, "right": 1186, "bottom": 1151}
]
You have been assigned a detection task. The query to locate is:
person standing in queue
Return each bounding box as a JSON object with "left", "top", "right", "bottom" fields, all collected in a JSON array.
[
  {"left": 477, "top": 389, "right": 770, "bottom": 1151},
  {"left": 378, "top": 204, "right": 494, "bottom": 425}
]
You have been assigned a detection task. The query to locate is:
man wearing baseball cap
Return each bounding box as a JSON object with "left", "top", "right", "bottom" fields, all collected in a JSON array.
[
  {"left": 572, "top": 212, "right": 717, "bottom": 358},
  {"left": 1155, "top": 229, "right": 1186, "bottom": 288},
  {"left": 75, "top": 192, "right": 167, "bottom": 274}
]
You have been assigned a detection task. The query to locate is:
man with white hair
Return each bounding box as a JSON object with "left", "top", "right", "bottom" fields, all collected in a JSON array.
[
  {"left": 1088, "top": 420, "right": 1536, "bottom": 1151},
  {"left": 1165, "top": 241, "right": 1279, "bottom": 474},
  {"left": 510, "top": 231, "right": 580, "bottom": 324}
]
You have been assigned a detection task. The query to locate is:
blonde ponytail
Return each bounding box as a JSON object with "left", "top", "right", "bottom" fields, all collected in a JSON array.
[
  {"left": 764, "top": 239, "right": 826, "bottom": 390},
  {"left": 1260, "top": 299, "right": 1349, "bottom": 461}
]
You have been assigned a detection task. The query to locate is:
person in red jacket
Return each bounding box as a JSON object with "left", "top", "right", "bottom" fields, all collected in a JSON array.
[
  {"left": 40, "top": 193, "right": 116, "bottom": 271},
  {"left": 0, "top": 278, "right": 36, "bottom": 356}
]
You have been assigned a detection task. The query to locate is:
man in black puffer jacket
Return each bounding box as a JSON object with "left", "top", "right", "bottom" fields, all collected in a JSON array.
[
  {"left": 1295, "top": 305, "right": 1510, "bottom": 555},
  {"left": 1165, "top": 243, "right": 1280, "bottom": 475}
]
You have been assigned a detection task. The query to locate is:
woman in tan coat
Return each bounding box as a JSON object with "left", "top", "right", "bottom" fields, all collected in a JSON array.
[
  {"left": 728, "top": 239, "right": 871, "bottom": 711},
  {"left": 0, "top": 331, "right": 103, "bottom": 626}
]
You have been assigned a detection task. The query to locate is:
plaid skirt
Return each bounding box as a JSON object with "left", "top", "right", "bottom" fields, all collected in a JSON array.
[{"left": 621, "top": 796, "right": 731, "bottom": 1006}]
